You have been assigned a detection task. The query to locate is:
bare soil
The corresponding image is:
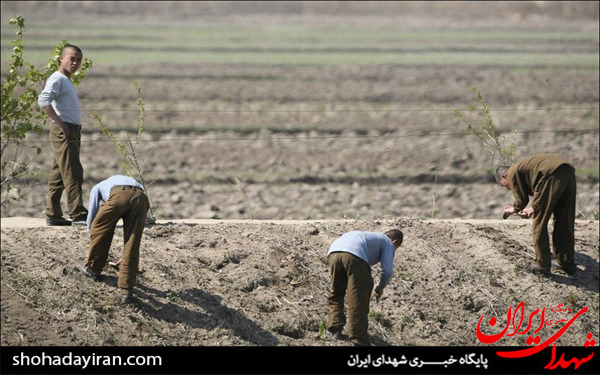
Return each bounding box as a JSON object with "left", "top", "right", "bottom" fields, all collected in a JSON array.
[
  {"left": 1, "top": 63, "right": 598, "bottom": 221},
  {"left": 1, "top": 217, "right": 598, "bottom": 348}
]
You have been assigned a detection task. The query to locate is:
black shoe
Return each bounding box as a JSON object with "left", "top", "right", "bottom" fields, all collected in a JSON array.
[
  {"left": 351, "top": 339, "right": 371, "bottom": 346},
  {"left": 71, "top": 214, "right": 88, "bottom": 226},
  {"left": 329, "top": 330, "right": 348, "bottom": 340},
  {"left": 532, "top": 267, "right": 551, "bottom": 278},
  {"left": 525, "top": 258, "right": 551, "bottom": 277},
  {"left": 46, "top": 217, "right": 71, "bottom": 226},
  {"left": 71, "top": 213, "right": 88, "bottom": 221},
  {"left": 75, "top": 264, "right": 103, "bottom": 282},
  {"left": 561, "top": 267, "right": 577, "bottom": 276},
  {"left": 117, "top": 293, "right": 134, "bottom": 304}
]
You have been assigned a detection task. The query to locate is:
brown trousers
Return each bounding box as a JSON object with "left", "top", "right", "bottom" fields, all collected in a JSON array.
[
  {"left": 327, "top": 252, "right": 373, "bottom": 343},
  {"left": 532, "top": 164, "right": 577, "bottom": 271},
  {"left": 46, "top": 123, "right": 87, "bottom": 219},
  {"left": 86, "top": 186, "right": 149, "bottom": 296}
]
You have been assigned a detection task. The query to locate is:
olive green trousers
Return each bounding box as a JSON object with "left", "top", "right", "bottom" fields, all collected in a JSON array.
[
  {"left": 46, "top": 123, "right": 87, "bottom": 219},
  {"left": 532, "top": 164, "right": 577, "bottom": 272},
  {"left": 86, "top": 186, "right": 149, "bottom": 296},
  {"left": 327, "top": 252, "right": 373, "bottom": 343}
]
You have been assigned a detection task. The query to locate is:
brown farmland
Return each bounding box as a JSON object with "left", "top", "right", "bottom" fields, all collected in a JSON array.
[{"left": 2, "top": 62, "right": 599, "bottom": 221}]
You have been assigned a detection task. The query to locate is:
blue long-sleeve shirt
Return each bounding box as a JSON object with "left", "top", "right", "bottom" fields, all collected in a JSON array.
[
  {"left": 87, "top": 175, "right": 142, "bottom": 231},
  {"left": 327, "top": 231, "right": 396, "bottom": 290}
]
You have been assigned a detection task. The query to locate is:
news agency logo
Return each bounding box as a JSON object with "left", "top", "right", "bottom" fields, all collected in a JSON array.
[{"left": 476, "top": 301, "right": 596, "bottom": 370}]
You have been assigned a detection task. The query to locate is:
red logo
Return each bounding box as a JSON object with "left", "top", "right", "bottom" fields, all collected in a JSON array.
[{"left": 476, "top": 301, "right": 595, "bottom": 370}]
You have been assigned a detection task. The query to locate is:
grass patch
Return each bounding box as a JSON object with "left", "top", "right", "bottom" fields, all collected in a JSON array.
[{"left": 2, "top": 17, "right": 597, "bottom": 68}]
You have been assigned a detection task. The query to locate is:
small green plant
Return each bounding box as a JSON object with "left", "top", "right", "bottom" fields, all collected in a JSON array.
[
  {"left": 165, "top": 290, "right": 180, "bottom": 302},
  {"left": 369, "top": 310, "right": 384, "bottom": 321},
  {"left": 91, "top": 82, "right": 155, "bottom": 223},
  {"left": 566, "top": 293, "right": 579, "bottom": 305},
  {"left": 488, "top": 273, "right": 502, "bottom": 287},
  {"left": 85, "top": 284, "right": 100, "bottom": 299},
  {"left": 316, "top": 320, "right": 326, "bottom": 339},
  {"left": 396, "top": 270, "right": 413, "bottom": 281},
  {"left": 434, "top": 312, "right": 447, "bottom": 324},
  {"left": 96, "top": 300, "right": 112, "bottom": 313},
  {"left": 456, "top": 87, "right": 518, "bottom": 165},
  {"left": 370, "top": 310, "right": 393, "bottom": 328}
]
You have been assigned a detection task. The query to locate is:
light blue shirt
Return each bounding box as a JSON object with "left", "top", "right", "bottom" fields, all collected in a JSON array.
[
  {"left": 38, "top": 71, "right": 81, "bottom": 125},
  {"left": 327, "top": 231, "right": 396, "bottom": 289},
  {"left": 87, "top": 175, "right": 142, "bottom": 231}
]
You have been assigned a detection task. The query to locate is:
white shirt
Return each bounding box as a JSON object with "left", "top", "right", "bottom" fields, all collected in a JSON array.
[{"left": 38, "top": 71, "right": 81, "bottom": 125}]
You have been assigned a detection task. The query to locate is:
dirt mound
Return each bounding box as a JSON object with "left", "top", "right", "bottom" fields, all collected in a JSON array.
[{"left": 2, "top": 218, "right": 597, "bottom": 348}]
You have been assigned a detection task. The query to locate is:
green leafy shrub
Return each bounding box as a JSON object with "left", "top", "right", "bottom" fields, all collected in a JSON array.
[
  {"left": 91, "top": 82, "right": 156, "bottom": 223},
  {"left": 455, "top": 87, "right": 518, "bottom": 165}
]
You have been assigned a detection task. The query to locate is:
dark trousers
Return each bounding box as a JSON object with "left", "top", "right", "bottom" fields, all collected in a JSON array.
[
  {"left": 86, "top": 186, "right": 149, "bottom": 296},
  {"left": 46, "top": 123, "right": 87, "bottom": 219},
  {"left": 532, "top": 164, "right": 577, "bottom": 271},
  {"left": 327, "top": 252, "right": 373, "bottom": 343}
]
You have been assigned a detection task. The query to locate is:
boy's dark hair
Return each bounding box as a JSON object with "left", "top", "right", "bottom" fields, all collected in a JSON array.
[
  {"left": 62, "top": 44, "right": 82, "bottom": 55},
  {"left": 384, "top": 229, "right": 403, "bottom": 246}
]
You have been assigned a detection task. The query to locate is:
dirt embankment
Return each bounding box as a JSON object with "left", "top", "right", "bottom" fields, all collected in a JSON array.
[{"left": 1, "top": 217, "right": 598, "bottom": 348}]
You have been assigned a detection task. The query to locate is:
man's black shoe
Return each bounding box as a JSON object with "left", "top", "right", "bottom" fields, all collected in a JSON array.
[
  {"left": 352, "top": 339, "right": 372, "bottom": 346},
  {"left": 46, "top": 217, "right": 71, "bottom": 226},
  {"left": 75, "top": 264, "right": 103, "bottom": 282},
  {"left": 328, "top": 329, "right": 348, "bottom": 340},
  {"left": 116, "top": 293, "right": 134, "bottom": 304},
  {"left": 532, "top": 267, "right": 551, "bottom": 278},
  {"left": 562, "top": 267, "right": 577, "bottom": 277},
  {"left": 71, "top": 214, "right": 88, "bottom": 226},
  {"left": 72, "top": 213, "right": 87, "bottom": 220}
]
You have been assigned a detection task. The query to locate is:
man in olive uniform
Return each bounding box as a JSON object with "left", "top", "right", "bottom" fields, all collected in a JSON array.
[{"left": 495, "top": 154, "right": 577, "bottom": 276}]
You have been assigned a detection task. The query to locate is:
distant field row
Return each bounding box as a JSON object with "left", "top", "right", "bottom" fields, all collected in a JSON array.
[{"left": 1, "top": 17, "right": 598, "bottom": 67}]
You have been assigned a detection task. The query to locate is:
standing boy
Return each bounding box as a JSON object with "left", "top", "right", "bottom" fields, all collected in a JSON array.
[{"left": 38, "top": 44, "right": 88, "bottom": 226}]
